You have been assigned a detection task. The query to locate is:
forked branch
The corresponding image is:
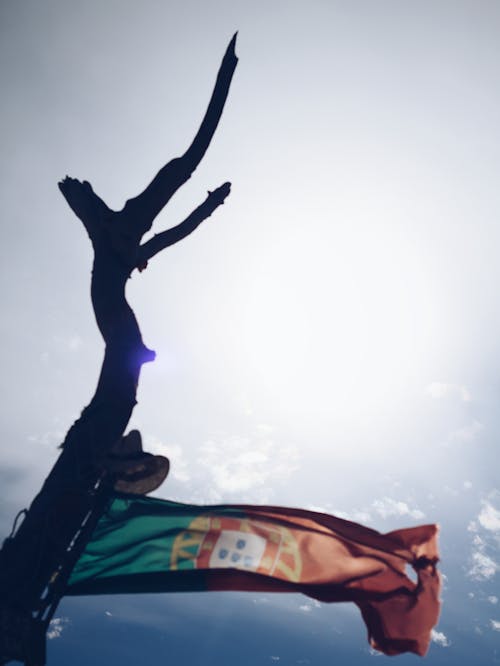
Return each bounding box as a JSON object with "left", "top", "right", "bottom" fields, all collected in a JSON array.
[{"left": 137, "top": 181, "right": 231, "bottom": 267}]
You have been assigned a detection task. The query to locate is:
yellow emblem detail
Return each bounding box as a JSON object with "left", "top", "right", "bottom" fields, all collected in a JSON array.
[{"left": 170, "top": 513, "right": 303, "bottom": 582}]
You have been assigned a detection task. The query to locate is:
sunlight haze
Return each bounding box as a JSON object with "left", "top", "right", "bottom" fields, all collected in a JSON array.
[{"left": 1, "top": 1, "right": 499, "bottom": 664}]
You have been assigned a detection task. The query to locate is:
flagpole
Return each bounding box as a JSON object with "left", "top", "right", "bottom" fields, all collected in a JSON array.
[{"left": 0, "top": 481, "right": 111, "bottom": 666}]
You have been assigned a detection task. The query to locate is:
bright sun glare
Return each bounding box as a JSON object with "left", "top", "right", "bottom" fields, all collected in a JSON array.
[{"left": 237, "top": 219, "right": 441, "bottom": 431}]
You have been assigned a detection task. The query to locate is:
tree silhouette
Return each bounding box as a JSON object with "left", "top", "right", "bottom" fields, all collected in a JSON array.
[{"left": 0, "top": 34, "right": 238, "bottom": 665}]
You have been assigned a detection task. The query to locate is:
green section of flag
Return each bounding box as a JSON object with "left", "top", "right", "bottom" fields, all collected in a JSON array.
[
  {"left": 68, "top": 495, "right": 246, "bottom": 588},
  {"left": 69, "top": 496, "right": 194, "bottom": 586}
]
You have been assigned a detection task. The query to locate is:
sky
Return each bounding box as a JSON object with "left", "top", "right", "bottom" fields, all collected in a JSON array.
[{"left": 1, "top": 0, "right": 499, "bottom": 663}]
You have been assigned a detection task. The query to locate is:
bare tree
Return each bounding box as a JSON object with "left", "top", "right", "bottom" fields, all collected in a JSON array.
[{"left": 0, "top": 34, "right": 238, "bottom": 665}]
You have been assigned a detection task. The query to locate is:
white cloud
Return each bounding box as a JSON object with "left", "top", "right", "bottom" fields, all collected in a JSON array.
[
  {"left": 449, "top": 420, "right": 483, "bottom": 443},
  {"left": 468, "top": 551, "right": 498, "bottom": 581},
  {"left": 297, "top": 600, "right": 320, "bottom": 612},
  {"left": 431, "top": 629, "right": 451, "bottom": 647},
  {"left": 426, "top": 382, "right": 470, "bottom": 402},
  {"left": 351, "top": 510, "right": 373, "bottom": 523},
  {"left": 463, "top": 480, "right": 473, "bottom": 490},
  {"left": 270, "top": 657, "right": 280, "bottom": 662},
  {"left": 472, "top": 534, "right": 485, "bottom": 547},
  {"left": 332, "top": 496, "right": 424, "bottom": 527},
  {"left": 332, "top": 508, "right": 373, "bottom": 523},
  {"left": 478, "top": 501, "right": 500, "bottom": 532},
  {"left": 308, "top": 504, "right": 328, "bottom": 514},
  {"left": 28, "top": 429, "right": 65, "bottom": 449},
  {"left": 468, "top": 493, "right": 500, "bottom": 581},
  {"left": 145, "top": 437, "right": 190, "bottom": 483},
  {"left": 47, "top": 617, "right": 69, "bottom": 640},
  {"left": 371, "top": 497, "right": 424, "bottom": 520},
  {"left": 488, "top": 596, "right": 498, "bottom": 605},
  {"left": 490, "top": 620, "right": 500, "bottom": 632},
  {"left": 198, "top": 435, "right": 299, "bottom": 499}
]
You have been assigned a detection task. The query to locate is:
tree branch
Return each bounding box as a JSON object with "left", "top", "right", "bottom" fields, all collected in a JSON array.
[
  {"left": 180, "top": 33, "right": 239, "bottom": 169},
  {"left": 121, "top": 33, "right": 238, "bottom": 237},
  {"left": 136, "top": 182, "right": 231, "bottom": 267},
  {"left": 58, "top": 177, "right": 112, "bottom": 242}
]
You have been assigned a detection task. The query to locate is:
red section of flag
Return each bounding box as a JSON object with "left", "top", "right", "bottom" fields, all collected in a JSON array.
[{"left": 195, "top": 507, "right": 441, "bottom": 656}]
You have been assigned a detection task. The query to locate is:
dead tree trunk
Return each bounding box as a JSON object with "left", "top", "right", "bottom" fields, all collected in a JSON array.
[{"left": 0, "top": 35, "right": 237, "bottom": 665}]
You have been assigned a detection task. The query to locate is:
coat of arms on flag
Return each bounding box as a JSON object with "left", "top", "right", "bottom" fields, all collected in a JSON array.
[{"left": 170, "top": 514, "right": 301, "bottom": 580}]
